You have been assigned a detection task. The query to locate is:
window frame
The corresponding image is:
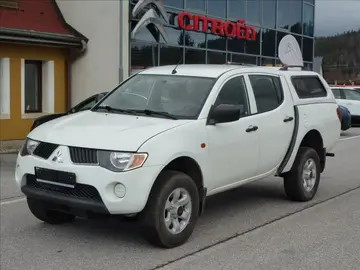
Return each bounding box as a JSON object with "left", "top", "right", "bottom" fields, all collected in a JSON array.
[
  {"left": 248, "top": 74, "right": 285, "bottom": 114},
  {"left": 331, "top": 89, "right": 345, "bottom": 99},
  {"left": 342, "top": 89, "right": 360, "bottom": 101},
  {"left": 24, "top": 60, "right": 43, "bottom": 114},
  {"left": 290, "top": 75, "right": 328, "bottom": 99},
  {"left": 212, "top": 75, "right": 251, "bottom": 119}
]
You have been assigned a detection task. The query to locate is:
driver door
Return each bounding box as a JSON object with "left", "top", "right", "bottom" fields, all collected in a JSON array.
[{"left": 205, "top": 75, "right": 260, "bottom": 192}]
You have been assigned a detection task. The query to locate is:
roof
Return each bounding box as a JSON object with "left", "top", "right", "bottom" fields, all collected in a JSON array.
[
  {"left": 139, "top": 64, "right": 320, "bottom": 78},
  {"left": 331, "top": 86, "right": 360, "bottom": 90},
  {"left": 0, "top": 0, "right": 87, "bottom": 47}
]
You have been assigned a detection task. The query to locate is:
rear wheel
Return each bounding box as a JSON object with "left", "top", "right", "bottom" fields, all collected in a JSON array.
[
  {"left": 283, "top": 147, "right": 321, "bottom": 202},
  {"left": 27, "top": 198, "right": 75, "bottom": 224},
  {"left": 140, "top": 170, "right": 199, "bottom": 248}
]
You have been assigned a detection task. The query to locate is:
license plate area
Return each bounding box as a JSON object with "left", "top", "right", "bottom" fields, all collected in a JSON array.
[{"left": 35, "top": 167, "right": 76, "bottom": 188}]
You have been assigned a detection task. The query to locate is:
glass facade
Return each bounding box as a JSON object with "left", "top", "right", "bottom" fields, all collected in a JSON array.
[{"left": 129, "top": 0, "right": 315, "bottom": 74}]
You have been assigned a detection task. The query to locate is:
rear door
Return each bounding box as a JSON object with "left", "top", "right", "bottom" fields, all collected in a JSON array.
[{"left": 245, "top": 73, "right": 295, "bottom": 175}]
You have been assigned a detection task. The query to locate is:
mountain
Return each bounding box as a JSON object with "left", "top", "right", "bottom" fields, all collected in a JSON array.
[{"left": 315, "top": 29, "right": 360, "bottom": 84}]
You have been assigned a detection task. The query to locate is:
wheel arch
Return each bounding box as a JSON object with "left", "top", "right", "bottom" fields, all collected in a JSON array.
[
  {"left": 280, "top": 129, "right": 325, "bottom": 175},
  {"left": 148, "top": 156, "right": 207, "bottom": 216}
]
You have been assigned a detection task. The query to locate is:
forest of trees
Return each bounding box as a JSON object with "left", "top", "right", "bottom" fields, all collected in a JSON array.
[{"left": 315, "top": 29, "right": 360, "bottom": 84}]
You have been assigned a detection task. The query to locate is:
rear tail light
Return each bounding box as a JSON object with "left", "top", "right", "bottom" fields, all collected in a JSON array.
[{"left": 336, "top": 107, "right": 342, "bottom": 122}]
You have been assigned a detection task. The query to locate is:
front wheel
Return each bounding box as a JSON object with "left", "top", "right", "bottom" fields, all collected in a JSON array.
[
  {"left": 283, "top": 147, "right": 321, "bottom": 202},
  {"left": 140, "top": 170, "right": 200, "bottom": 248}
]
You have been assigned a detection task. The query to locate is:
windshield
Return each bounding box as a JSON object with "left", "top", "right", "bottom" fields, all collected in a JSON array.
[{"left": 93, "top": 74, "right": 216, "bottom": 119}]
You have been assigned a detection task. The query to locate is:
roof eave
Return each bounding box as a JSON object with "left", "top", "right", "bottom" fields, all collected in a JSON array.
[{"left": 0, "top": 27, "right": 86, "bottom": 48}]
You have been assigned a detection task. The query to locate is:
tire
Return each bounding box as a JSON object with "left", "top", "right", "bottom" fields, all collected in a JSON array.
[
  {"left": 140, "top": 170, "right": 200, "bottom": 248},
  {"left": 27, "top": 198, "right": 75, "bottom": 224},
  {"left": 283, "top": 147, "right": 321, "bottom": 202}
]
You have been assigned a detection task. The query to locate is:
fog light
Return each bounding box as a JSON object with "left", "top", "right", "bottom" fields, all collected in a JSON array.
[{"left": 114, "top": 183, "right": 126, "bottom": 198}]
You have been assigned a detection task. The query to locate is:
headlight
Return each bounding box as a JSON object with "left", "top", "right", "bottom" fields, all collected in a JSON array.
[
  {"left": 20, "top": 138, "right": 39, "bottom": 156},
  {"left": 98, "top": 151, "right": 148, "bottom": 172}
]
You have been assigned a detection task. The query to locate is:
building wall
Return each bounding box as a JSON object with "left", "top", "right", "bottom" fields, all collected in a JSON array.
[
  {"left": 0, "top": 43, "right": 67, "bottom": 140},
  {"left": 56, "top": 0, "right": 123, "bottom": 106},
  {"left": 129, "top": 0, "right": 315, "bottom": 71}
]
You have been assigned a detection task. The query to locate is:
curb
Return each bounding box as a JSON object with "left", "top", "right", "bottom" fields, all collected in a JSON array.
[
  {"left": 0, "top": 140, "right": 24, "bottom": 155},
  {"left": 0, "top": 149, "right": 20, "bottom": 154}
]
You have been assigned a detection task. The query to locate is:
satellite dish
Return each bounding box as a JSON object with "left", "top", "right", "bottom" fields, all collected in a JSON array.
[{"left": 278, "top": 35, "right": 304, "bottom": 67}]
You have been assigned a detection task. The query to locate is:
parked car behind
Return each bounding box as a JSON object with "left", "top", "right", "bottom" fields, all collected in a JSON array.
[
  {"left": 30, "top": 92, "right": 107, "bottom": 131},
  {"left": 338, "top": 105, "right": 351, "bottom": 131},
  {"left": 331, "top": 87, "right": 360, "bottom": 127}
]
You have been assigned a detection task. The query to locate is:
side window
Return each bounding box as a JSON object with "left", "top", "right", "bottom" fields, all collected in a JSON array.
[
  {"left": 249, "top": 75, "right": 283, "bottom": 113},
  {"left": 343, "top": 89, "right": 360, "bottom": 101},
  {"left": 331, "top": 89, "right": 342, "bottom": 99},
  {"left": 291, "top": 76, "right": 327, "bottom": 98},
  {"left": 214, "top": 76, "right": 250, "bottom": 117}
]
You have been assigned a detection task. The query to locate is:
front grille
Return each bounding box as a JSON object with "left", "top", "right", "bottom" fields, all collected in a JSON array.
[
  {"left": 33, "top": 142, "right": 59, "bottom": 159},
  {"left": 26, "top": 175, "right": 102, "bottom": 202},
  {"left": 69, "top": 146, "right": 98, "bottom": 164}
]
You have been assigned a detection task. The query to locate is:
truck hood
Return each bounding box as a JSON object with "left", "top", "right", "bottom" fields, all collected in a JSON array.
[{"left": 28, "top": 111, "right": 191, "bottom": 151}]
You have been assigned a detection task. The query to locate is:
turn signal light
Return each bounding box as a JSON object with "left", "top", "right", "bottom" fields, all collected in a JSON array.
[{"left": 336, "top": 107, "right": 342, "bottom": 122}]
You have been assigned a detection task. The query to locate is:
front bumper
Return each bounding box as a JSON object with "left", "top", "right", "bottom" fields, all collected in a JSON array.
[{"left": 15, "top": 153, "right": 163, "bottom": 215}]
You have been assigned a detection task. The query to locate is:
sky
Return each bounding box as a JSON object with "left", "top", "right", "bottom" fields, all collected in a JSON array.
[{"left": 315, "top": 0, "right": 360, "bottom": 37}]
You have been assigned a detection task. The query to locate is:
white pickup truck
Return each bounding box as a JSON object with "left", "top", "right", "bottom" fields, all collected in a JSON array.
[{"left": 15, "top": 63, "right": 341, "bottom": 248}]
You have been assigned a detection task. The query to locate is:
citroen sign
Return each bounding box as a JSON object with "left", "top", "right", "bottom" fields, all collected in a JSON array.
[{"left": 131, "top": 0, "right": 169, "bottom": 43}]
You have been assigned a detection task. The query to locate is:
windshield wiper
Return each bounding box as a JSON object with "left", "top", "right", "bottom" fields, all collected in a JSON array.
[
  {"left": 134, "top": 109, "right": 178, "bottom": 120},
  {"left": 94, "top": 105, "right": 138, "bottom": 115}
]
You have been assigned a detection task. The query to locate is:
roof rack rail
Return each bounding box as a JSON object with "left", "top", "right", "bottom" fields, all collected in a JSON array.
[
  {"left": 225, "top": 61, "right": 257, "bottom": 67},
  {"left": 279, "top": 65, "right": 305, "bottom": 71}
]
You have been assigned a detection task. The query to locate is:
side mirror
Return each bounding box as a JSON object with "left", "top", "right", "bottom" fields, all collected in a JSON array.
[{"left": 208, "top": 104, "right": 242, "bottom": 125}]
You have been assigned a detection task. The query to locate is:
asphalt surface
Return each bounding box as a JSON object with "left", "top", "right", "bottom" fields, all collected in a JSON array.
[{"left": 1, "top": 129, "right": 360, "bottom": 270}]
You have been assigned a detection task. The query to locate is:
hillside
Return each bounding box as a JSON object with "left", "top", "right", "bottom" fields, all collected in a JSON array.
[{"left": 315, "top": 29, "right": 360, "bottom": 84}]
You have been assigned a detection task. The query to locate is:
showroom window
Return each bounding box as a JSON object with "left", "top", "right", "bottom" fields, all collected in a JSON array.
[
  {"left": 164, "top": 0, "right": 184, "bottom": 9},
  {"left": 131, "top": 42, "right": 159, "bottom": 70},
  {"left": 262, "top": 29, "right": 276, "bottom": 57},
  {"left": 128, "top": 0, "right": 314, "bottom": 73},
  {"left": 207, "top": 0, "right": 226, "bottom": 18},
  {"left": 228, "top": 0, "right": 245, "bottom": 20},
  {"left": 262, "top": 0, "right": 276, "bottom": 28},
  {"left": 302, "top": 37, "right": 314, "bottom": 62},
  {"left": 186, "top": 0, "right": 205, "bottom": 13},
  {"left": 303, "top": 3, "right": 314, "bottom": 36},
  {"left": 277, "top": 0, "right": 302, "bottom": 34},
  {"left": 246, "top": 0, "right": 261, "bottom": 25}
]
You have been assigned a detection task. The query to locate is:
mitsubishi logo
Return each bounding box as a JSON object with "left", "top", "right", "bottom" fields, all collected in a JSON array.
[
  {"left": 131, "top": 0, "right": 169, "bottom": 43},
  {"left": 52, "top": 147, "right": 64, "bottom": 163}
]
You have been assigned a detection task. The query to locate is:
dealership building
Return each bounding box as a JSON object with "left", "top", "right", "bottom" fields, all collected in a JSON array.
[
  {"left": 129, "top": 0, "right": 315, "bottom": 72},
  {"left": 56, "top": 0, "right": 316, "bottom": 108}
]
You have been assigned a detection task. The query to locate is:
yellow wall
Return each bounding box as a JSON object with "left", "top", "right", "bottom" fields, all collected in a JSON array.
[{"left": 0, "top": 43, "right": 68, "bottom": 141}]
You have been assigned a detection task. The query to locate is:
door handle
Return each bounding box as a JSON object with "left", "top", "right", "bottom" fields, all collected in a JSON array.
[
  {"left": 246, "top": 125, "right": 258, "bottom": 132},
  {"left": 283, "top": 116, "right": 294, "bottom": 122}
]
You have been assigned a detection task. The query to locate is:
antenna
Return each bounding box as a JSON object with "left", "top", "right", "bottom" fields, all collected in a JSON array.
[
  {"left": 172, "top": 51, "right": 185, "bottom": 74},
  {"left": 278, "top": 35, "right": 304, "bottom": 70}
]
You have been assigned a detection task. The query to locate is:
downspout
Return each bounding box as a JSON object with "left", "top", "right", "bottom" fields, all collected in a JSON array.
[
  {"left": 66, "top": 39, "right": 87, "bottom": 110},
  {"left": 119, "top": 0, "right": 123, "bottom": 83}
]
